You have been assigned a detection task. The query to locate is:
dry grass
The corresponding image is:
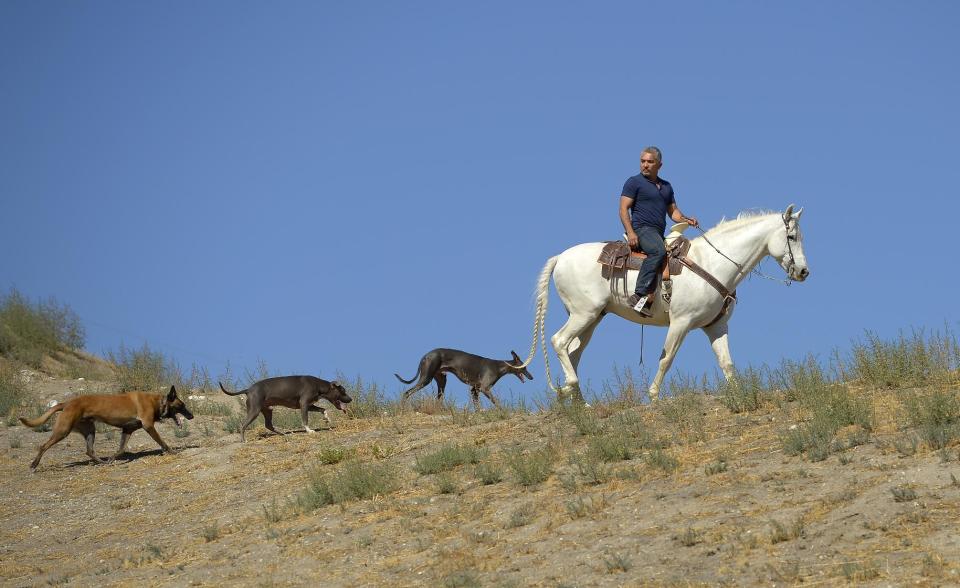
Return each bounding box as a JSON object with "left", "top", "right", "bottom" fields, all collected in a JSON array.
[{"left": 3, "top": 329, "right": 960, "bottom": 586}]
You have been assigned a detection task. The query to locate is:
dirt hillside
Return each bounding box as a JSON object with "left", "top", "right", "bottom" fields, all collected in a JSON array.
[{"left": 2, "top": 365, "right": 959, "bottom": 587}]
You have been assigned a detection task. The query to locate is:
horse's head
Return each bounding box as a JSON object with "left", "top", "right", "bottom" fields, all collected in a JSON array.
[{"left": 769, "top": 204, "right": 809, "bottom": 282}]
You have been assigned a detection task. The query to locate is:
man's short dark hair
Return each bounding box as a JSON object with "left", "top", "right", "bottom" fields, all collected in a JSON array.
[{"left": 642, "top": 146, "right": 662, "bottom": 163}]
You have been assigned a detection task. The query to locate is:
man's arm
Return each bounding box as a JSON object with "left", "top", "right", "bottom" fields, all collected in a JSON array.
[
  {"left": 620, "top": 196, "right": 638, "bottom": 248},
  {"left": 667, "top": 202, "right": 699, "bottom": 228}
]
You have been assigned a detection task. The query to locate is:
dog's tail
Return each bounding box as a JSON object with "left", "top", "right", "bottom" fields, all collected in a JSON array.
[
  {"left": 393, "top": 371, "right": 418, "bottom": 385},
  {"left": 219, "top": 381, "right": 249, "bottom": 396},
  {"left": 19, "top": 403, "right": 65, "bottom": 428}
]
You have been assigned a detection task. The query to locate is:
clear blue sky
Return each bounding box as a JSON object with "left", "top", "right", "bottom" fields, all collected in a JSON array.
[{"left": 2, "top": 1, "right": 958, "bottom": 403}]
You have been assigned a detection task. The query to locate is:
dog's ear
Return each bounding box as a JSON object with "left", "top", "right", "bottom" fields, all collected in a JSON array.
[
  {"left": 167, "top": 386, "right": 178, "bottom": 401},
  {"left": 510, "top": 350, "right": 521, "bottom": 364}
]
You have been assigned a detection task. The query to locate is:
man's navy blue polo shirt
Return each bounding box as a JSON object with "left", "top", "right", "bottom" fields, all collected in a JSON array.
[{"left": 621, "top": 173, "right": 675, "bottom": 235}]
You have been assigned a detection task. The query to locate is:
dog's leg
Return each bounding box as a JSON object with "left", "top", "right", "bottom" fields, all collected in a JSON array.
[
  {"left": 434, "top": 372, "right": 447, "bottom": 401},
  {"left": 262, "top": 408, "right": 282, "bottom": 436},
  {"left": 110, "top": 426, "right": 138, "bottom": 461},
  {"left": 470, "top": 387, "right": 482, "bottom": 411},
  {"left": 300, "top": 399, "right": 316, "bottom": 433},
  {"left": 401, "top": 354, "right": 441, "bottom": 403},
  {"left": 75, "top": 421, "right": 107, "bottom": 464},
  {"left": 308, "top": 404, "right": 331, "bottom": 426},
  {"left": 479, "top": 387, "right": 502, "bottom": 409},
  {"left": 239, "top": 408, "right": 261, "bottom": 442},
  {"left": 142, "top": 425, "right": 173, "bottom": 453},
  {"left": 28, "top": 419, "right": 73, "bottom": 470}
]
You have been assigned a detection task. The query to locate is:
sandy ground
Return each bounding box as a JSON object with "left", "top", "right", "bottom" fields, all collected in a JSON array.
[{"left": 2, "top": 371, "right": 959, "bottom": 587}]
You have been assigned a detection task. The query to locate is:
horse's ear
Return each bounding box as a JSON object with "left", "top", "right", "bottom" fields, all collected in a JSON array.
[
  {"left": 795, "top": 206, "right": 804, "bottom": 218},
  {"left": 783, "top": 204, "right": 795, "bottom": 219}
]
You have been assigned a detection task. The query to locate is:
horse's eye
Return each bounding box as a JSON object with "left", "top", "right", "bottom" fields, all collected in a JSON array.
[{"left": 787, "top": 234, "right": 797, "bottom": 241}]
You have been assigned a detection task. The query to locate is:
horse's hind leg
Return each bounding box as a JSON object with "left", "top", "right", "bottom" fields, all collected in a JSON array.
[
  {"left": 551, "top": 311, "right": 602, "bottom": 401},
  {"left": 702, "top": 320, "right": 736, "bottom": 381},
  {"left": 569, "top": 315, "right": 603, "bottom": 372},
  {"left": 649, "top": 319, "right": 693, "bottom": 402}
]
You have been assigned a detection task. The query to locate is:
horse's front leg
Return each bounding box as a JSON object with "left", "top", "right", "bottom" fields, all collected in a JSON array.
[
  {"left": 702, "top": 320, "right": 736, "bottom": 382},
  {"left": 648, "top": 319, "right": 693, "bottom": 401}
]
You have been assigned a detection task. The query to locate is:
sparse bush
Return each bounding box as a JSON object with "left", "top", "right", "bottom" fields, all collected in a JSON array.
[
  {"left": 902, "top": 389, "right": 960, "bottom": 450},
  {"left": 658, "top": 390, "right": 706, "bottom": 442},
  {"left": 891, "top": 485, "right": 918, "bottom": 502},
  {"left": 587, "top": 433, "right": 636, "bottom": 462},
  {"left": 645, "top": 448, "right": 679, "bottom": 472},
  {"left": 506, "top": 502, "right": 537, "bottom": 528},
  {"left": 0, "top": 288, "right": 85, "bottom": 366},
  {"left": 0, "top": 362, "right": 27, "bottom": 418},
  {"left": 602, "top": 552, "right": 632, "bottom": 573},
  {"left": 849, "top": 328, "right": 960, "bottom": 389},
  {"left": 780, "top": 384, "right": 872, "bottom": 461},
  {"left": 570, "top": 452, "right": 611, "bottom": 485},
  {"left": 262, "top": 499, "right": 285, "bottom": 523},
  {"left": 443, "top": 570, "right": 481, "bottom": 588},
  {"left": 562, "top": 405, "right": 603, "bottom": 436},
  {"left": 223, "top": 412, "right": 243, "bottom": 434},
  {"left": 298, "top": 461, "right": 397, "bottom": 511},
  {"left": 718, "top": 366, "right": 769, "bottom": 413},
  {"left": 506, "top": 446, "right": 556, "bottom": 487},
  {"left": 769, "top": 516, "right": 805, "bottom": 544},
  {"left": 565, "top": 494, "right": 608, "bottom": 519},
  {"left": 173, "top": 423, "right": 190, "bottom": 438},
  {"left": 677, "top": 527, "right": 700, "bottom": 547},
  {"left": 414, "top": 443, "right": 485, "bottom": 475},
  {"left": 474, "top": 460, "right": 503, "bottom": 485},
  {"left": 317, "top": 446, "right": 349, "bottom": 465},
  {"left": 435, "top": 472, "right": 458, "bottom": 494},
  {"left": 201, "top": 523, "right": 220, "bottom": 542},
  {"left": 704, "top": 458, "right": 728, "bottom": 476},
  {"left": 338, "top": 373, "right": 394, "bottom": 418},
  {"left": 108, "top": 342, "right": 177, "bottom": 392},
  {"left": 841, "top": 560, "right": 881, "bottom": 581}
]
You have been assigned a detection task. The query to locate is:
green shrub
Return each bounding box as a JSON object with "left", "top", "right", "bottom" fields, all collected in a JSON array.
[
  {"left": 849, "top": 328, "right": 960, "bottom": 389},
  {"left": 657, "top": 391, "right": 706, "bottom": 442},
  {"left": 414, "top": 443, "right": 486, "bottom": 475},
  {"left": 474, "top": 461, "right": 503, "bottom": 485},
  {"left": 298, "top": 461, "right": 397, "bottom": 511},
  {"left": 0, "top": 288, "right": 85, "bottom": 365},
  {"left": 506, "top": 446, "right": 556, "bottom": 487},
  {"left": 0, "top": 363, "right": 27, "bottom": 418},
  {"left": 108, "top": 342, "right": 177, "bottom": 392},
  {"left": 718, "top": 366, "right": 769, "bottom": 413},
  {"left": 902, "top": 389, "right": 960, "bottom": 450},
  {"left": 645, "top": 448, "right": 679, "bottom": 472}
]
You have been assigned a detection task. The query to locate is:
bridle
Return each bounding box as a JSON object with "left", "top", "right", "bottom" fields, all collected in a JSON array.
[{"left": 693, "top": 213, "right": 799, "bottom": 287}]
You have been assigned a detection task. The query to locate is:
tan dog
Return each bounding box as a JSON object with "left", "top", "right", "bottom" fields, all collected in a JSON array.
[{"left": 19, "top": 386, "right": 194, "bottom": 470}]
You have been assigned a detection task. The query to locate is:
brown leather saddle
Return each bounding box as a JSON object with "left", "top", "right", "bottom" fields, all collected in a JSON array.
[
  {"left": 597, "top": 236, "right": 691, "bottom": 280},
  {"left": 597, "top": 235, "right": 737, "bottom": 326}
]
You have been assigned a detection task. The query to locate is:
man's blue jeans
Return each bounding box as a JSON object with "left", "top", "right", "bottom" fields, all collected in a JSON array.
[{"left": 634, "top": 226, "right": 666, "bottom": 296}]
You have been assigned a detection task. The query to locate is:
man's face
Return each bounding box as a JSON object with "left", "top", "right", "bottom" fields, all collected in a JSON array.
[{"left": 640, "top": 153, "right": 662, "bottom": 179}]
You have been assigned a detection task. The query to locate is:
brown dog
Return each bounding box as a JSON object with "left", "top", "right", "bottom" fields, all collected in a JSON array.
[{"left": 19, "top": 386, "right": 194, "bottom": 470}]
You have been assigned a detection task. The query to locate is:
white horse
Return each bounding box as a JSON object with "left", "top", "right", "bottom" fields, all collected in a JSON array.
[{"left": 522, "top": 204, "right": 809, "bottom": 402}]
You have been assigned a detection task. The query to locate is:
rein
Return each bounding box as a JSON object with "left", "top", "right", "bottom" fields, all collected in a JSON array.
[{"left": 693, "top": 217, "right": 796, "bottom": 287}]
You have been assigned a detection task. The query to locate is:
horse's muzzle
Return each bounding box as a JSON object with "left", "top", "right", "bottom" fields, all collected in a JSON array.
[{"left": 791, "top": 267, "right": 810, "bottom": 281}]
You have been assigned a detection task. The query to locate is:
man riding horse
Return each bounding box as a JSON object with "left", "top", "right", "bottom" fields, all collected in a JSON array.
[{"left": 618, "top": 146, "right": 700, "bottom": 317}]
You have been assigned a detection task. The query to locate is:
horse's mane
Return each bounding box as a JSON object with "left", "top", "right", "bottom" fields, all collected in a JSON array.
[{"left": 701, "top": 209, "right": 779, "bottom": 237}]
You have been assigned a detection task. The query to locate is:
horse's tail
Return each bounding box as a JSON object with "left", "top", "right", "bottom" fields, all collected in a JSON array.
[
  {"left": 519, "top": 256, "right": 557, "bottom": 371},
  {"left": 218, "top": 381, "right": 248, "bottom": 396},
  {"left": 19, "top": 403, "right": 64, "bottom": 428}
]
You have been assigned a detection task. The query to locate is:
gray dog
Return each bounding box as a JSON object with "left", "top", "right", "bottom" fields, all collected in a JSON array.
[
  {"left": 394, "top": 349, "right": 533, "bottom": 409},
  {"left": 219, "top": 376, "right": 352, "bottom": 442}
]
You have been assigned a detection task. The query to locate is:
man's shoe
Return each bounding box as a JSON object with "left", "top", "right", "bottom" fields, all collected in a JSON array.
[{"left": 629, "top": 294, "right": 652, "bottom": 317}]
